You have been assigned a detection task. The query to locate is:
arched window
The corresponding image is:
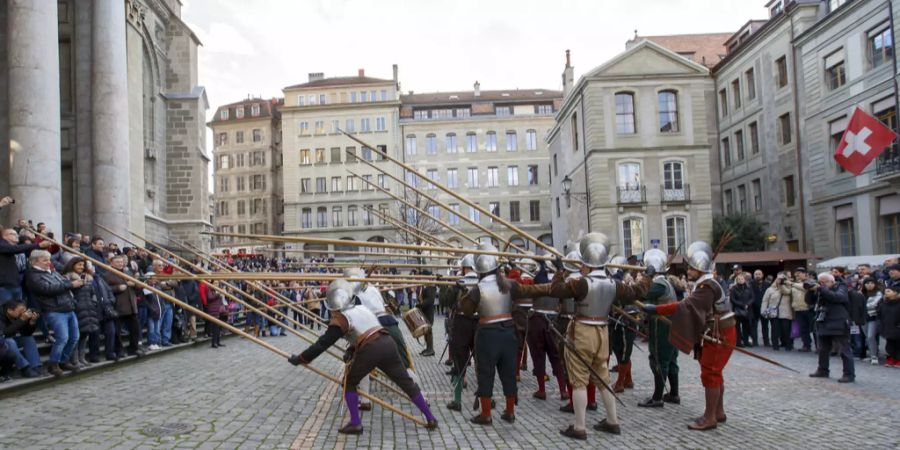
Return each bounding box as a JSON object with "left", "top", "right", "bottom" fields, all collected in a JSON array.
[
  {"left": 425, "top": 133, "right": 437, "bottom": 154},
  {"left": 658, "top": 90, "right": 679, "bottom": 133},
  {"left": 405, "top": 134, "right": 417, "bottom": 155},
  {"left": 446, "top": 133, "right": 458, "bottom": 153},
  {"left": 665, "top": 216, "right": 688, "bottom": 254},
  {"left": 615, "top": 93, "right": 636, "bottom": 134},
  {"left": 485, "top": 131, "right": 498, "bottom": 151}
]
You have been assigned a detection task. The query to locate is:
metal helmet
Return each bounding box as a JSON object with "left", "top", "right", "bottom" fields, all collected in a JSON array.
[
  {"left": 579, "top": 232, "right": 611, "bottom": 268},
  {"left": 686, "top": 240, "right": 715, "bottom": 273},
  {"left": 563, "top": 250, "right": 582, "bottom": 273},
  {"left": 324, "top": 279, "right": 354, "bottom": 311},
  {"left": 342, "top": 267, "right": 366, "bottom": 294},
  {"left": 609, "top": 256, "right": 628, "bottom": 276},
  {"left": 643, "top": 248, "right": 668, "bottom": 274},
  {"left": 474, "top": 243, "right": 500, "bottom": 274},
  {"left": 517, "top": 253, "right": 540, "bottom": 274},
  {"left": 458, "top": 254, "right": 476, "bottom": 271}
]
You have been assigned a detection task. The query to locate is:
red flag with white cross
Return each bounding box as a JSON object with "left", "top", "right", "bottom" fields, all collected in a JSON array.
[{"left": 833, "top": 107, "right": 898, "bottom": 175}]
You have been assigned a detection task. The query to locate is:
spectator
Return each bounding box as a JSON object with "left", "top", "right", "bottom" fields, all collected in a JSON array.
[
  {"left": 1, "top": 228, "right": 52, "bottom": 302},
  {"left": 105, "top": 255, "right": 144, "bottom": 357},
  {"left": 749, "top": 270, "right": 770, "bottom": 347},
  {"left": 12, "top": 219, "right": 29, "bottom": 234},
  {"left": 62, "top": 257, "right": 102, "bottom": 367},
  {"left": 789, "top": 268, "right": 814, "bottom": 352},
  {"left": 761, "top": 273, "right": 794, "bottom": 351},
  {"left": 847, "top": 275, "right": 868, "bottom": 359},
  {"left": 808, "top": 273, "right": 855, "bottom": 383},
  {"left": 879, "top": 284, "right": 900, "bottom": 367},
  {"left": 176, "top": 275, "right": 201, "bottom": 342},
  {"left": 85, "top": 237, "right": 107, "bottom": 276},
  {"left": 91, "top": 265, "right": 120, "bottom": 360},
  {"left": 887, "top": 263, "right": 900, "bottom": 289},
  {"left": 25, "top": 249, "right": 82, "bottom": 376},
  {"left": 861, "top": 277, "right": 883, "bottom": 365},
  {"left": 142, "top": 272, "right": 164, "bottom": 351},
  {"left": 151, "top": 259, "right": 177, "bottom": 347},
  {"left": 0, "top": 298, "right": 42, "bottom": 378},
  {"left": 728, "top": 273, "right": 754, "bottom": 347},
  {"left": 0, "top": 335, "right": 15, "bottom": 382},
  {"left": 199, "top": 281, "right": 226, "bottom": 348}
]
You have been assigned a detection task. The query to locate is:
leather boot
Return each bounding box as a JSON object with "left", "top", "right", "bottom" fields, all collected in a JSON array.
[
  {"left": 613, "top": 362, "right": 627, "bottom": 393},
  {"left": 46, "top": 362, "right": 64, "bottom": 377},
  {"left": 623, "top": 362, "right": 634, "bottom": 389}
]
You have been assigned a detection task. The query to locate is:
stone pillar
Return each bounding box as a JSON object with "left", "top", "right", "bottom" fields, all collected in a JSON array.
[
  {"left": 91, "top": 0, "right": 131, "bottom": 242},
  {"left": 0, "top": 2, "right": 9, "bottom": 207},
  {"left": 74, "top": 0, "right": 93, "bottom": 232},
  {"left": 6, "top": 0, "right": 62, "bottom": 232}
]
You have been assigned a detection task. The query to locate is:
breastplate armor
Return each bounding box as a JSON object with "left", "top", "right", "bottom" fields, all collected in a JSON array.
[
  {"left": 576, "top": 271, "right": 616, "bottom": 325},
  {"left": 477, "top": 275, "right": 513, "bottom": 321},
  {"left": 357, "top": 285, "right": 387, "bottom": 316},
  {"left": 652, "top": 275, "right": 677, "bottom": 303},
  {"left": 698, "top": 274, "right": 730, "bottom": 315},
  {"left": 341, "top": 305, "right": 382, "bottom": 342},
  {"left": 533, "top": 296, "right": 559, "bottom": 314},
  {"left": 559, "top": 273, "right": 581, "bottom": 316}
]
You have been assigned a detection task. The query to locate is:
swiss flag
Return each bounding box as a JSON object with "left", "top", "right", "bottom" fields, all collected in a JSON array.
[{"left": 834, "top": 107, "right": 898, "bottom": 175}]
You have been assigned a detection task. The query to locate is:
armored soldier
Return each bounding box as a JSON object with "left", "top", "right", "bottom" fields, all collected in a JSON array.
[
  {"left": 459, "top": 244, "right": 553, "bottom": 425},
  {"left": 548, "top": 233, "right": 651, "bottom": 440},
  {"left": 446, "top": 254, "right": 479, "bottom": 411},
  {"left": 608, "top": 256, "right": 637, "bottom": 394},
  {"left": 288, "top": 279, "right": 437, "bottom": 434},
  {"left": 527, "top": 261, "right": 566, "bottom": 400},
  {"left": 637, "top": 249, "right": 681, "bottom": 408},
  {"left": 556, "top": 250, "right": 598, "bottom": 413},
  {"left": 642, "top": 241, "right": 736, "bottom": 431},
  {"left": 508, "top": 262, "right": 534, "bottom": 377}
]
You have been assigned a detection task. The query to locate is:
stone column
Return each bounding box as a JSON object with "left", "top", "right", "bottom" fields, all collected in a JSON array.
[
  {"left": 0, "top": 2, "right": 9, "bottom": 205},
  {"left": 74, "top": 0, "right": 94, "bottom": 232},
  {"left": 91, "top": 0, "right": 131, "bottom": 241},
  {"left": 6, "top": 0, "right": 62, "bottom": 232}
]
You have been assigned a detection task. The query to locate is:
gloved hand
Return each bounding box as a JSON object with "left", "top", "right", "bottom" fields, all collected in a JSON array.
[
  {"left": 553, "top": 255, "right": 564, "bottom": 271},
  {"left": 644, "top": 265, "right": 656, "bottom": 277},
  {"left": 288, "top": 354, "right": 307, "bottom": 366},
  {"left": 642, "top": 303, "right": 658, "bottom": 315}
]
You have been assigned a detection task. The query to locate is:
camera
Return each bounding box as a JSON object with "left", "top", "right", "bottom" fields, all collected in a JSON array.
[{"left": 802, "top": 280, "right": 817, "bottom": 291}]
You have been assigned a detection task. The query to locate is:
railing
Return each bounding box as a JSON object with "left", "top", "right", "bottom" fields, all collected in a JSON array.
[
  {"left": 617, "top": 185, "right": 646, "bottom": 204},
  {"left": 661, "top": 184, "right": 691, "bottom": 203},
  {"left": 875, "top": 150, "right": 900, "bottom": 177}
]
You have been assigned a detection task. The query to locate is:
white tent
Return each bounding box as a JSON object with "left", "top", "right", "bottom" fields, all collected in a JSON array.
[{"left": 816, "top": 254, "right": 899, "bottom": 271}]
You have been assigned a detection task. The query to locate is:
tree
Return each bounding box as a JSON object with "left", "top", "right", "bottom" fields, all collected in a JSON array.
[{"left": 712, "top": 214, "right": 766, "bottom": 252}]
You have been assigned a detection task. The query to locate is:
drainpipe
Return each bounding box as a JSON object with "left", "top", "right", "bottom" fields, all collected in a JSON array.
[
  {"left": 579, "top": 91, "right": 592, "bottom": 233},
  {"left": 789, "top": 13, "right": 808, "bottom": 253}
]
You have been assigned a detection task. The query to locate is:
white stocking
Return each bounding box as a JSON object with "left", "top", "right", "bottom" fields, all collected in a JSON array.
[
  {"left": 600, "top": 388, "right": 618, "bottom": 425},
  {"left": 572, "top": 387, "right": 587, "bottom": 432}
]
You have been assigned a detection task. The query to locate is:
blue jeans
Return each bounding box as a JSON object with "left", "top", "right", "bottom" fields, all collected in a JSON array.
[
  {"left": 269, "top": 325, "right": 282, "bottom": 336},
  {"left": 160, "top": 303, "right": 173, "bottom": 345},
  {"left": 147, "top": 317, "right": 161, "bottom": 346},
  {"left": 5, "top": 336, "right": 41, "bottom": 369},
  {"left": 0, "top": 286, "right": 23, "bottom": 303},
  {"left": 45, "top": 311, "right": 79, "bottom": 364},
  {"left": 138, "top": 303, "right": 148, "bottom": 330}
]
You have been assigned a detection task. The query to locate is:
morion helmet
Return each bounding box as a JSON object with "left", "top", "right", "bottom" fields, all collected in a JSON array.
[
  {"left": 563, "top": 250, "right": 582, "bottom": 273},
  {"left": 579, "top": 233, "right": 611, "bottom": 268},
  {"left": 686, "top": 241, "right": 714, "bottom": 273},
  {"left": 474, "top": 243, "right": 500, "bottom": 274},
  {"left": 324, "top": 279, "right": 354, "bottom": 311},
  {"left": 643, "top": 248, "right": 668, "bottom": 274}
]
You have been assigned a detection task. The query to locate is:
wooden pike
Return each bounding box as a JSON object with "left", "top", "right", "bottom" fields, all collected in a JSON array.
[
  {"left": 363, "top": 204, "right": 456, "bottom": 248},
  {"left": 260, "top": 248, "right": 457, "bottom": 260},
  {"left": 35, "top": 230, "right": 428, "bottom": 427},
  {"left": 286, "top": 262, "right": 458, "bottom": 270},
  {"left": 162, "top": 273, "right": 459, "bottom": 285}
]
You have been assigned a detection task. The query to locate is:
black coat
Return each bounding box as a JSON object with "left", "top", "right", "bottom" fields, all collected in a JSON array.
[
  {"left": 750, "top": 279, "right": 770, "bottom": 315},
  {"left": 878, "top": 299, "right": 900, "bottom": 340},
  {"left": 0, "top": 313, "right": 37, "bottom": 338},
  {"left": 847, "top": 289, "right": 867, "bottom": 327},
  {"left": 25, "top": 267, "right": 76, "bottom": 314},
  {"left": 810, "top": 281, "right": 851, "bottom": 337},
  {"left": 70, "top": 276, "right": 102, "bottom": 334},
  {"left": 0, "top": 241, "right": 38, "bottom": 289},
  {"left": 730, "top": 284, "right": 754, "bottom": 319},
  {"left": 177, "top": 280, "right": 202, "bottom": 307}
]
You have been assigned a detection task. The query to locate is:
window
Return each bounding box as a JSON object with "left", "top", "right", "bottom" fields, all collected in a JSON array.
[
  {"left": 346, "top": 146, "right": 357, "bottom": 163},
  {"left": 721, "top": 138, "right": 731, "bottom": 167},
  {"left": 446, "top": 133, "right": 457, "bottom": 153},
  {"left": 738, "top": 185, "right": 747, "bottom": 213},
  {"left": 405, "top": 135, "right": 417, "bottom": 155},
  {"left": 618, "top": 162, "right": 641, "bottom": 189},
  {"left": 506, "top": 166, "right": 519, "bottom": 186},
  {"left": 331, "top": 176, "right": 341, "bottom": 192},
  {"left": 330, "top": 147, "right": 342, "bottom": 163},
  {"left": 622, "top": 218, "right": 643, "bottom": 257},
  {"left": 509, "top": 201, "right": 521, "bottom": 222},
  {"left": 776, "top": 56, "right": 788, "bottom": 88},
  {"left": 378, "top": 174, "right": 386, "bottom": 188},
  {"left": 360, "top": 91, "right": 368, "bottom": 102},
  {"left": 448, "top": 204, "right": 460, "bottom": 225},
  {"left": 426, "top": 169, "right": 438, "bottom": 190},
  {"left": 487, "top": 167, "right": 499, "bottom": 187},
  {"left": 347, "top": 175, "right": 357, "bottom": 191},
  {"left": 426, "top": 134, "right": 437, "bottom": 154},
  {"left": 251, "top": 175, "right": 266, "bottom": 191},
  {"left": 663, "top": 161, "right": 683, "bottom": 190},
  {"left": 297, "top": 95, "right": 306, "bottom": 106},
  {"left": 875, "top": 105, "right": 899, "bottom": 176},
  {"left": 315, "top": 148, "right": 325, "bottom": 163},
  {"left": 735, "top": 130, "right": 745, "bottom": 161},
  {"left": 236, "top": 176, "right": 245, "bottom": 192},
  {"left": 301, "top": 208, "right": 312, "bottom": 229},
  {"left": 218, "top": 154, "right": 230, "bottom": 169},
  {"left": 456, "top": 108, "right": 471, "bottom": 118},
  {"left": 300, "top": 178, "right": 311, "bottom": 194},
  {"left": 316, "top": 207, "right": 327, "bottom": 228},
  {"left": 300, "top": 149, "right": 311, "bottom": 165},
  {"left": 837, "top": 218, "right": 856, "bottom": 255},
  {"left": 537, "top": 104, "right": 554, "bottom": 115},
  {"left": 749, "top": 122, "right": 759, "bottom": 155},
  {"left": 525, "top": 129, "right": 537, "bottom": 150},
  {"left": 219, "top": 109, "right": 229, "bottom": 120},
  {"left": 724, "top": 189, "right": 734, "bottom": 214},
  {"left": 467, "top": 168, "right": 478, "bottom": 188},
  {"left": 331, "top": 120, "right": 340, "bottom": 133},
  {"left": 830, "top": 118, "right": 847, "bottom": 174},
  {"left": 778, "top": 113, "right": 792, "bottom": 144},
  {"left": 485, "top": 132, "right": 497, "bottom": 151},
  {"left": 825, "top": 51, "right": 846, "bottom": 90},
  {"left": 316, "top": 177, "right": 326, "bottom": 193},
  {"left": 869, "top": 27, "right": 894, "bottom": 69},
  {"left": 362, "top": 206, "right": 373, "bottom": 226},
  {"left": 375, "top": 117, "right": 386, "bottom": 131},
  {"left": 752, "top": 179, "right": 762, "bottom": 211},
  {"left": 731, "top": 79, "right": 741, "bottom": 109},
  {"left": 218, "top": 176, "right": 229, "bottom": 193},
  {"left": 719, "top": 89, "right": 728, "bottom": 117},
  {"left": 308, "top": 94, "right": 317, "bottom": 105},
  {"left": 529, "top": 200, "right": 540, "bottom": 221},
  {"left": 527, "top": 165, "right": 539, "bottom": 185},
  {"left": 236, "top": 131, "right": 244, "bottom": 144},
  {"left": 496, "top": 106, "right": 511, "bottom": 116},
  {"left": 252, "top": 151, "right": 265, "bottom": 166},
  {"left": 236, "top": 200, "right": 245, "bottom": 216},
  {"left": 783, "top": 175, "right": 795, "bottom": 207},
  {"left": 235, "top": 153, "right": 245, "bottom": 167},
  {"left": 746, "top": 68, "right": 756, "bottom": 100},
  {"left": 360, "top": 118, "right": 371, "bottom": 132},
  {"left": 447, "top": 168, "right": 458, "bottom": 188},
  {"left": 488, "top": 202, "right": 500, "bottom": 222},
  {"left": 506, "top": 131, "right": 517, "bottom": 151},
  {"left": 361, "top": 146, "right": 373, "bottom": 161},
  {"left": 615, "top": 93, "right": 636, "bottom": 134},
  {"left": 216, "top": 201, "right": 229, "bottom": 217},
  {"left": 332, "top": 207, "right": 342, "bottom": 227},
  {"left": 665, "top": 216, "right": 687, "bottom": 254},
  {"left": 218, "top": 132, "right": 228, "bottom": 146},
  {"left": 466, "top": 132, "right": 477, "bottom": 153},
  {"left": 404, "top": 170, "right": 418, "bottom": 188},
  {"left": 829, "top": 0, "right": 848, "bottom": 12},
  {"left": 884, "top": 212, "right": 900, "bottom": 253},
  {"left": 299, "top": 122, "right": 309, "bottom": 134},
  {"left": 348, "top": 206, "right": 358, "bottom": 226},
  {"left": 362, "top": 175, "right": 373, "bottom": 190},
  {"left": 469, "top": 204, "right": 481, "bottom": 223},
  {"left": 344, "top": 119, "right": 355, "bottom": 133},
  {"left": 658, "top": 91, "right": 678, "bottom": 133},
  {"left": 378, "top": 204, "right": 388, "bottom": 225},
  {"left": 380, "top": 90, "right": 388, "bottom": 101}
]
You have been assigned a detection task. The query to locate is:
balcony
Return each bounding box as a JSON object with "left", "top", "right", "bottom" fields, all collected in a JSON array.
[
  {"left": 875, "top": 150, "right": 900, "bottom": 177},
  {"left": 617, "top": 185, "right": 646, "bottom": 205},
  {"left": 661, "top": 184, "right": 691, "bottom": 203}
]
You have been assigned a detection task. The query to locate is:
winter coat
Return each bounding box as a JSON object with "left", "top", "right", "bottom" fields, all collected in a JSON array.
[
  {"left": 93, "top": 275, "right": 119, "bottom": 321},
  {"left": 25, "top": 267, "right": 76, "bottom": 313},
  {"left": 878, "top": 298, "right": 900, "bottom": 340},
  {"left": 809, "top": 280, "right": 851, "bottom": 337},
  {"left": 750, "top": 279, "right": 770, "bottom": 316},
  {"left": 865, "top": 291, "right": 883, "bottom": 321},
  {"left": 200, "top": 283, "right": 225, "bottom": 316},
  {"left": 104, "top": 271, "right": 139, "bottom": 316},
  {"left": 729, "top": 283, "right": 754, "bottom": 319},
  {"left": 847, "top": 289, "right": 867, "bottom": 327},
  {"left": 66, "top": 272, "right": 101, "bottom": 334},
  {"left": 0, "top": 240, "right": 38, "bottom": 289},
  {"left": 142, "top": 290, "right": 163, "bottom": 320},
  {"left": 760, "top": 284, "right": 794, "bottom": 320},
  {"left": 0, "top": 312, "right": 37, "bottom": 338},
  {"left": 177, "top": 280, "right": 202, "bottom": 308}
]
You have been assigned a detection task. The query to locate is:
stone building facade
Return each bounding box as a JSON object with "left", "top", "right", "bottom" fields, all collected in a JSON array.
[
  {"left": 548, "top": 41, "right": 719, "bottom": 256},
  {"left": 209, "top": 98, "right": 283, "bottom": 252},
  {"left": 0, "top": 0, "right": 211, "bottom": 250},
  {"left": 399, "top": 85, "right": 560, "bottom": 251}
]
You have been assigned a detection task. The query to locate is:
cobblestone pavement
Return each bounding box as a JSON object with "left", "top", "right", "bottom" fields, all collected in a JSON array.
[{"left": 1, "top": 316, "right": 898, "bottom": 449}]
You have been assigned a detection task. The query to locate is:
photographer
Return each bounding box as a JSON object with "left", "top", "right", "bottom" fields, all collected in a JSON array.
[
  {"left": 760, "top": 272, "right": 794, "bottom": 350},
  {"left": 25, "top": 249, "right": 82, "bottom": 377},
  {"left": 808, "top": 273, "right": 855, "bottom": 383},
  {"left": 0, "top": 298, "right": 43, "bottom": 378}
]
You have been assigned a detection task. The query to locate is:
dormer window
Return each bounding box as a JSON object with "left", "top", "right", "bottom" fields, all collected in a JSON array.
[
  {"left": 235, "top": 107, "right": 244, "bottom": 119},
  {"left": 770, "top": 0, "right": 783, "bottom": 17},
  {"left": 220, "top": 109, "right": 229, "bottom": 120},
  {"left": 251, "top": 104, "right": 260, "bottom": 116}
]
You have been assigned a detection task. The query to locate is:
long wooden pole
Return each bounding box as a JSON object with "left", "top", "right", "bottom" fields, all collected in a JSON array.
[
  {"left": 35, "top": 230, "right": 427, "bottom": 427},
  {"left": 363, "top": 204, "right": 456, "bottom": 248},
  {"left": 163, "top": 273, "right": 459, "bottom": 285},
  {"left": 286, "top": 262, "right": 458, "bottom": 270},
  {"left": 260, "top": 248, "right": 457, "bottom": 260}
]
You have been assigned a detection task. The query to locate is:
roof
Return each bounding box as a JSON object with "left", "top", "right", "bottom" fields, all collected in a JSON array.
[
  {"left": 626, "top": 32, "right": 733, "bottom": 68},
  {"left": 209, "top": 98, "right": 281, "bottom": 125},
  {"left": 816, "top": 254, "right": 900, "bottom": 271},
  {"left": 401, "top": 89, "right": 562, "bottom": 106},
  {"left": 285, "top": 76, "right": 393, "bottom": 90}
]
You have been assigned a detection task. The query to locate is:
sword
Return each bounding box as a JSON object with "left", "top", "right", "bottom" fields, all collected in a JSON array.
[
  {"left": 608, "top": 314, "right": 645, "bottom": 353},
  {"left": 542, "top": 315, "right": 625, "bottom": 407}
]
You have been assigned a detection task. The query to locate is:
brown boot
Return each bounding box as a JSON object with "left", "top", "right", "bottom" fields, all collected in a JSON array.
[
  {"left": 46, "top": 362, "right": 64, "bottom": 377},
  {"left": 613, "top": 362, "right": 627, "bottom": 393},
  {"left": 59, "top": 362, "right": 80, "bottom": 373},
  {"left": 623, "top": 362, "right": 634, "bottom": 389}
]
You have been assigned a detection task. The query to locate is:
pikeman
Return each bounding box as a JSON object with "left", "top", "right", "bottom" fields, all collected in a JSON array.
[
  {"left": 547, "top": 233, "right": 651, "bottom": 440},
  {"left": 608, "top": 256, "right": 637, "bottom": 394},
  {"left": 446, "top": 254, "right": 479, "bottom": 411},
  {"left": 527, "top": 260, "right": 567, "bottom": 400},
  {"left": 637, "top": 249, "right": 681, "bottom": 408},
  {"left": 641, "top": 241, "right": 735, "bottom": 431},
  {"left": 557, "top": 250, "right": 598, "bottom": 413},
  {"left": 459, "top": 243, "right": 554, "bottom": 425},
  {"left": 508, "top": 260, "right": 535, "bottom": 378},
  {"left": 288, "top": 279, "right": 438, "bottom": 434}
]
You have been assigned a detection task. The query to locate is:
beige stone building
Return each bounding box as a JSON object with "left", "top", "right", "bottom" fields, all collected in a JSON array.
[
  {"left": 548, "top": 40, "right": 720, "bottom": 256},
  {"left": 280, "top": 69, "right": 402, "bottom": 254},
  {"left": 399, "top": 85, "right": 561, "bottom": 250},
  {"left": 0, "top": 0, "right": 212, "bottom": 250},
  {"left": 209, "top": 98, "right": 283, "bottom": 252}
]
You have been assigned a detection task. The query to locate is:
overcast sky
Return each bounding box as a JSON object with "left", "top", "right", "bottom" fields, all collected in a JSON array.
[{"left": 183, "top": 0, "right": 769, "bottom": 116}]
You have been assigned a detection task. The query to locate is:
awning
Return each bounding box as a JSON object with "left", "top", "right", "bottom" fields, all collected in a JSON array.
[
  {"left": 816, "top": 254, "right": 900, "bottom": 271},
  {"left": 669, "top": 251, "right": 817, "bottom": 265}
]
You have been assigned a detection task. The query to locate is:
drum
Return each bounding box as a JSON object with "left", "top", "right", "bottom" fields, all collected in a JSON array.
[{"left": 402, "top": 307, "right": 431, "bottom": 338}]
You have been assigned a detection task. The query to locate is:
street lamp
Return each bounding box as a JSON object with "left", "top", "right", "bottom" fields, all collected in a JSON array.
[{"left": 561, "top": 174, "right": 586, "bottom": 203}]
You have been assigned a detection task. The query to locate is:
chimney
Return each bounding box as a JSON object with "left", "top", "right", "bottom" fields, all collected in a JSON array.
[
  {"left": 358, "top": 68, "right": 365, "bottom": 77},
  {"left": 474, "top": 81, "right": 481, "bottom": 97},
  {"left": 562, "top": 50, "right": 575, "bottom": 96},
  {"left": 308, "top": 72, "right": 324, "bottom": 82},
  {"left": 392, "top": 64, "right": 398, "bottom": 84}
]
